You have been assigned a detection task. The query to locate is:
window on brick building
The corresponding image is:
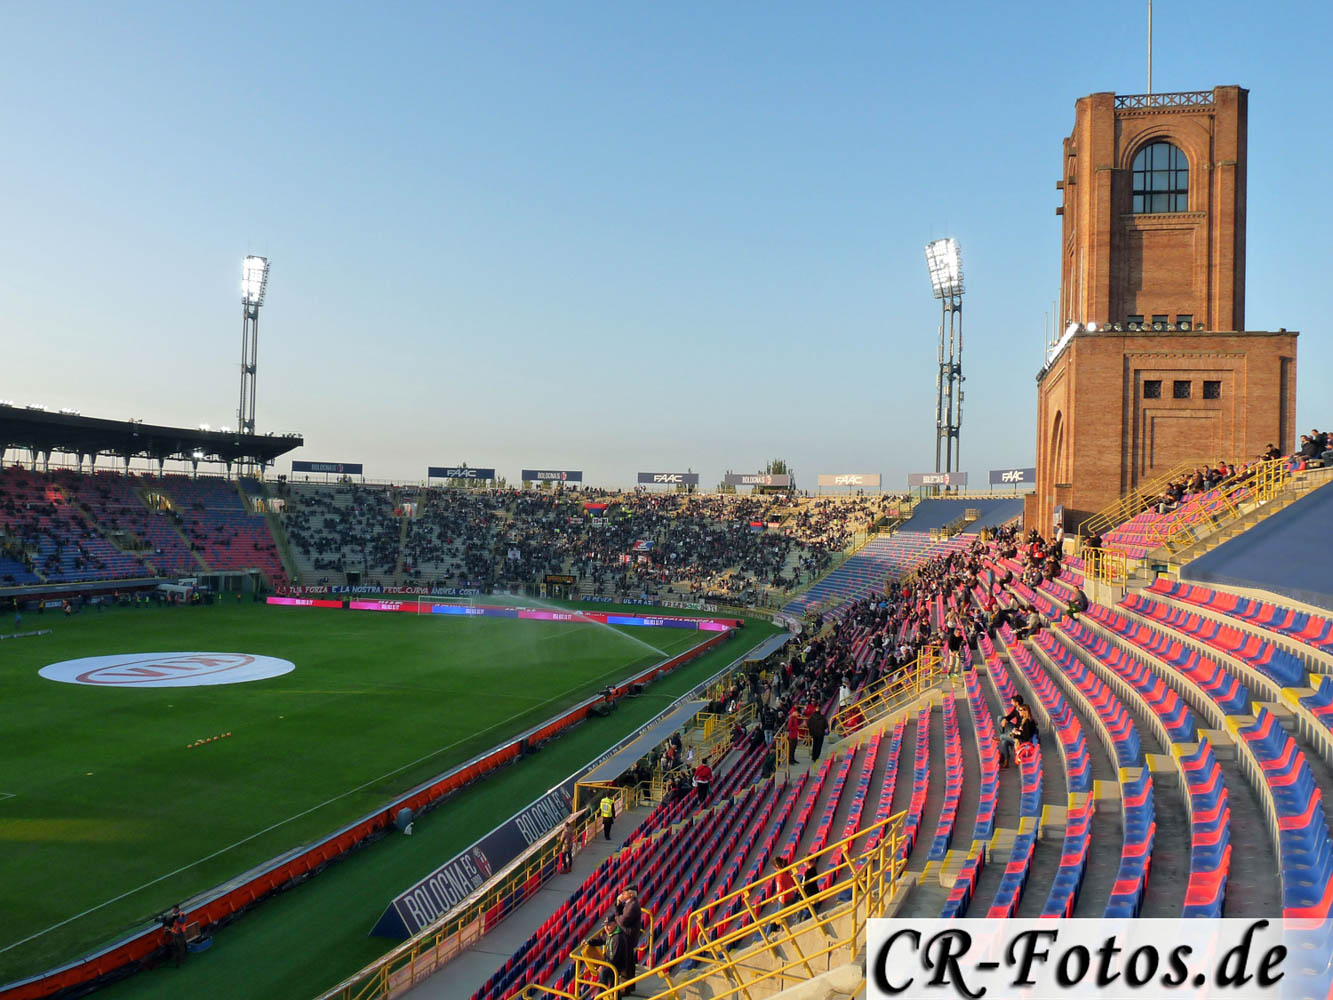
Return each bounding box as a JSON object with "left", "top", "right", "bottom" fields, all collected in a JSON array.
[
  {"left": 1132, "top": 142, "right": 1189, "bottom": 213},
  {"left": 1143, "top": 380, "right": 1162, "bottom": 399},
  {"left": 1177, "top": 314, "right": 1194, "bottom": 330},
  {"left": 1173, "top": 380, "right": 1192, "bottom": 399},
  {"left": 1128, "top": 314, "right": 1145, "bottom": 330},
  {"left": 1203, "top": 380, "right": 1221, "bottom": 399}
]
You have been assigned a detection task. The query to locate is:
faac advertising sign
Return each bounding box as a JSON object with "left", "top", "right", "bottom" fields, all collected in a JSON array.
[
  {"left": 292, "top": 461, "right": 364, "bottom": 476},
  {"left": 723, "top": 473, "right": 792, "bottom": 487},
  {"left": 907, "top": 471, "right": 969, "bottom": 488},
  {"left": 428, "top": 467, "right": 496, "bottom": 480},
  {"left": 372, "top": 782, "right": 575, "bottom": 939},
  {"left": 816, "top": 473, "right": 882, "bottom": 488},
  {"left": 521, "top": 469, "right": 584, "bottom": 483},
  {"left": 988, "top": 467, "right": 1037, "bottom": 486},
  {"left": 636, "top": 472, "right": 700, "bottom": 486}
]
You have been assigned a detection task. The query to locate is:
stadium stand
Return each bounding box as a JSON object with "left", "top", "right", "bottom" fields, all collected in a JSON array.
[
  {"left": 892, "top": 497, "right": 1025, "bottom": 535},
  {"left": 1181, "top": 479, "right": 1333, "bottom": 611}
]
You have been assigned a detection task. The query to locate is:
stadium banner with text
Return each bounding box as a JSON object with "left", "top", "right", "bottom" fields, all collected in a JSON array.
[
  {"left": 636, "top": 472, "right": 700, "bottom": 486},
  {"left": 816, "top": 473, "right": 881, "bottom": 488},
  {"left": 867, "top": 917, "right": 1304, "bottom": 1000},
  {"left": 373, "top": 782, "right": 577, "bottom": 938},
  {"left": 521, "top": 469, "right": 583, "bottom": 482},
  {"left": 275, "top": 585, "right": 482, "bottom": 597},
  {"left": 291, "top": 460, "right": 363, "bottom": 475},
  {"left": 723, "top": 473, "right": 792, "bottom": 487},
  {"left": 338, "top": 600, "right": 738, "bottom": 631},
  {"left": 988, "top": 466, "right": 1038, "bottom": 486},
  {"left": 907, "top": 471, "right": 968, "bottom": 487},
  {"left": 427, "top": 466, "right": 496, "bottom": 481}
]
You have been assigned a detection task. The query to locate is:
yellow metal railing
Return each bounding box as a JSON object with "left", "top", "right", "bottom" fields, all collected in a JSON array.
[
  {"left": 1078, "top": 457, "right": 1216, "bottom": 539},
  {"left": 570, "top": 908, "right": 656, "bottom": 998},
  {"left": 315, "top": 808, "right": 605, "bottom": 1000},
  {"left": 1082, "top": 546, "right": 1131, "bottom": 586},
  {"left": 1148, "top": 457, "right": 1291, "bottom": 554},
  {"left": 831, "top": 647, "right": 944, "bottom": 738},
  {"left": 531, "top": 810, "right": 906, "bottom": 1000}
]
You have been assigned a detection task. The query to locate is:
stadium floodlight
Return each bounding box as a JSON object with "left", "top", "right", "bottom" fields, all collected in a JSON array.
[
  {"left": 237, "top": 254, "right": 270, "bottom": 469},
  {"left": 241, "top": 255, "right": 269, "bottom": 307},
  {"left": 924, "top": 238, "right": 964, "bottom": 300},
  {"left": 926, "top": 238, "right": 966, "bottom": 476}
]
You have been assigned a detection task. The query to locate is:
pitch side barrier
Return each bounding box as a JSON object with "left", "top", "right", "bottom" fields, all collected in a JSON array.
[
  {"left": 0, "top": 624, "right": 750, "bottom": 1000},
  {"left": 265, "top": 595, "right": 741, "bottom": 631}
]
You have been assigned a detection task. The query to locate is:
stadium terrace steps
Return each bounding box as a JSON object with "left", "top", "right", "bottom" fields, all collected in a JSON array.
[
  {"left": 782, "top": 534, "right": 969, "bottom": 617},
  {"left": 1075, "top": 604, "right": 1306, "bottom": 916},
  {"left": 893, "top": 498, "right": 1025, "bottom": 535}
]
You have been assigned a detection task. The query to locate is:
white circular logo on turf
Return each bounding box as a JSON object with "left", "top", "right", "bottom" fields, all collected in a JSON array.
[{"left": 39, "top": 652, "right": 295, "bottom": 688}]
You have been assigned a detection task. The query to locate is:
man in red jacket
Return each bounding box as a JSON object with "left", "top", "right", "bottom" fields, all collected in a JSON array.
[
  {"left": 786, "top": 708, "right": 802, "bottom": 765},
  {"left": 693, "top": 761, "right": 713, "bottom": 801}
]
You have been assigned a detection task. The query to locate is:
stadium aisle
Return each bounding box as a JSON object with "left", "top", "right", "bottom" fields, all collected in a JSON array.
[{"left": 408, "top": 802, "right": 654, "bottom": 1000}]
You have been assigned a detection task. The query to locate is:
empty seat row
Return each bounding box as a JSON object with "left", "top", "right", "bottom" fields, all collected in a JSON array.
[
  {"left": 1124, "top": 593, "right": 1307, "bottom": 690},
  {"left": 1104, "top": 768, "right": 1156, "bottom": 917},
  {"left": 928, "top": 696, "right": 965, "bottom": 861},
  {"left": 961, "top": 669, "right": 999, "bottom": 843},
  {"left": 1041, "top": 794, "right": 1094, "bottom": 917},
  {"left": 1086, "top": 604, "right": 1251, "bottom": 716},
  {"left": 1148, "top": 576, "right": 1333, "bottom": 658},
  {"left": 899, "top": 707, "right": 933, "bottom": 860},
  {"left": 1176, "top": 739, "right": 1233, "bottom": 918}
]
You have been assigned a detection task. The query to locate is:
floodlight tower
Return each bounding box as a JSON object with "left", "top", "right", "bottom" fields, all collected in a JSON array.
[
  {"left": 924, "top": 239, "right": 965, "bottom": 475},
  {"left": 237, "top": 256, "right": 269, "bottom": 450}
]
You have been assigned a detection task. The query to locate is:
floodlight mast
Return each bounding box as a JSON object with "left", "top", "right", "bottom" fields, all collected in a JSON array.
[
  {"left": 237, "top": 255, "right": 269, "bottom": 475},
  {"left": 924, "top": 239, "right": 965, "bottom": 476}
]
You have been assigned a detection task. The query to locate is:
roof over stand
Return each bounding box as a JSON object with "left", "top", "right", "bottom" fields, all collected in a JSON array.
[{"left": 0, "top": 404, "right": 303, "bottom": 468}]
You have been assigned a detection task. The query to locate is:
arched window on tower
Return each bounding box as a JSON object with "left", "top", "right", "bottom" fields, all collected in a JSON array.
[{"left": 1131, "top": 142, "right": 1189, "bottom": 213}]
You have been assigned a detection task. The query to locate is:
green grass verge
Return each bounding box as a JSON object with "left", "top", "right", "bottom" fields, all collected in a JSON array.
[{"left": 0, "top": 599, "right": 778, "bottom": 997}]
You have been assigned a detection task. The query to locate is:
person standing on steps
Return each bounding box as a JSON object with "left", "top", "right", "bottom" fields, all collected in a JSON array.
[
  {"left": 786, "top": 707, "right": 802, "bottom": 765},
  {"left": 807, "top": 707, "right": 828, "bottom": 763},
  {"left": 600, "top": 792, "right": 615, "bottom": 841}
]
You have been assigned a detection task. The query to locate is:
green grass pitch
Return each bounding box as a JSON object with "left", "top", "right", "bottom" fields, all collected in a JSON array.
[{"left": 0, "top": 600, "right": 775, "bottom": 990}]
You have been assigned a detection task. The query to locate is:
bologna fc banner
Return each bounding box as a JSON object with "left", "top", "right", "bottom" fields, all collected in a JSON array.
[
  {"left": 637, "top": 472, "right": 700, "bottom": 485},
  {"left": 427, "top": 467, "right": 496, "bottom": 480},
  {"left": 292, "top": 461, "right": 363, "bottom": 475},
  {"left": 816, "top": 473, "right": 881, "bottom": 488},
  {"left": 988, "top": 467, "right": 1037, "bottom": 486},
  {"left": 372, "top": 782, "right": 576, "bottom": 938},
  {"left": 521, "top": 469, "right": 583, "bottom": 482},
  {"left": 723, "top": 473, "right": 792, "bottom": 487},
  {"left": 907, "top": 471, "right": 968, "bottom": 487}
]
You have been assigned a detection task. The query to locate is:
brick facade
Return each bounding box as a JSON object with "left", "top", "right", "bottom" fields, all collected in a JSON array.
[
  {"left": 1025, "top": 86, "right": 1298, "bottom": 536},
  {"left": 1025, "top": 329, "right": 1297, "bottom": 534},
  {"left": 1058, "top": 86, "right": 1247, "bottom": 332}
]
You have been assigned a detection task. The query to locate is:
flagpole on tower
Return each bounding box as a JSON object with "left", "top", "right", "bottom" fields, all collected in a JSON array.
[{"left": 1148, "top": 0, "right": 1153, "bottom": 94}]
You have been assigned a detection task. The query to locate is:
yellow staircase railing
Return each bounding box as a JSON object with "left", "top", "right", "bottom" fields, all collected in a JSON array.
[
  {"left": 521, "top": 810, "right": 907, "bottom": 1000},
  {"left": 1081, "top": 546, "right": 1131, "bottom": 586},
  {"left": 831, "top": 647, "right": 944, "bottom": 738},
  {"left": 1078, "top": 457, "right": 1219, "bottom": 539},
  {"left": 1147, "top": 457, "right": 1291, "bottom": 555}
]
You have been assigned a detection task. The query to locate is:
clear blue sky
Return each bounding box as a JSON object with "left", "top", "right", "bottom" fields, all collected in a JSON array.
[{"left": 2, "top": 1, "right": 1328, "bottom": 487}]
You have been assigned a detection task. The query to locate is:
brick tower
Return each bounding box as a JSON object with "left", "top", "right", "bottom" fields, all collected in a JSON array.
[{"left": 1026, "top": 85, "right": 1297, "bottom": 536}]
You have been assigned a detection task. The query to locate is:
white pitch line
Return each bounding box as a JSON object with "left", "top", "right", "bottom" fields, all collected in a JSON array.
[
  {"left": 0, "top": 792, "right": 15, "bottom": 802},
  {"left": 0, "top": 657, "right": 670, "bottom": 956}
]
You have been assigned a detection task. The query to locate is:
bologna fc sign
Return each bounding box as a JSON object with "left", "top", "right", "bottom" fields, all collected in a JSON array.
[{"left": 39, "top": 652, "right": 295, "bottom": 688}]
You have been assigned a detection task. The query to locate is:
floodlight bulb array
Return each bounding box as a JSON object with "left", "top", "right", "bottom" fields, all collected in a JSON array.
[
  {"left": 924, "top": 238, "right": 964, "bottom": 299},
  {"left": 242, "top": 255, "right": 270, "bottom": 307}
]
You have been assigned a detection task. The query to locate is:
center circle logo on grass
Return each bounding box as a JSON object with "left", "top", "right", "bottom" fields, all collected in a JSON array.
[{"left": 39, "top": 652, "right": 295, "bottom": 688}]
